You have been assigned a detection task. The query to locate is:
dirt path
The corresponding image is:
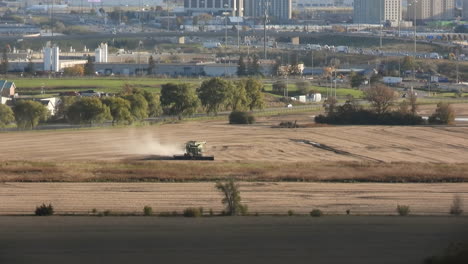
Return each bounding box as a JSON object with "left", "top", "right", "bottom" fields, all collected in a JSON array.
[{"left": 1, "top": 182, "right": 466, "bottom": 215}]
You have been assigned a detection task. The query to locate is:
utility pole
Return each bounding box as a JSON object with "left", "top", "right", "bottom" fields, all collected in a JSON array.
[
  {"left": 167, "top": 0, "right": 170, "bottom": 31},
  {"left": 263, "top": 0, "right": 269, "bottom": 60},
  {"left": 412, "top": 0, "right": 417, "bottom": 94},
  {"left": 456, "top": 48, "right": 460, "bottom": 84},
  {"left": 310, "top": 50, "right": 314, "bottom": 79}
]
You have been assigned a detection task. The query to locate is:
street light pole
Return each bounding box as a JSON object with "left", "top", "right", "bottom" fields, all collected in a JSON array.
[
  {"left": 412, "top": 0, "right": 417, "bottom": 94},
  {"left": 379, "top": 0, "right": 382, "bottom": 49},
  {"left": 263, "top": 0, "right": 269, "bottom": 60}
]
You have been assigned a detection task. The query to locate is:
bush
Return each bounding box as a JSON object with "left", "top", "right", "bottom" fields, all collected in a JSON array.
[
  {"left": 429, "top": 102, "right": 455, "bottom": 125},
  {"left": 279, "top": 121, "right": 299, "bottom": 128},
  {"left": 310, "top": 209, "right": 323, "bottom": 217},
  {"left": 183, "top": 207, "right": 203, "bottom": 217},
  {"left": 397, "top": 205, "right": 410, "bottom": 216},
  {"left": 239, "top": 204, "right": 248, "bottom": 216},
  {"left": 35, "top": 203, "right": 54, "bottom": 216},
  {"left": 229, "top": 111, "right": 255, "bottom": 124},
  {"left": 102, "top": 210, "right": 111, "bottom": 216},
  {"left": 315, "top": 108, "right": 424, "bottom": 126},
  {"left": 143, "top": 206, "right": 153, "bottom": 216},
  {"left": 288, "top": 210, "right": 295, "bottom": 216},
  {"left": 450, "top": 195, "right": 463, "bottom": 216},
  {"left": 159, "top": 211, "right": 178, "bottom": 217}
]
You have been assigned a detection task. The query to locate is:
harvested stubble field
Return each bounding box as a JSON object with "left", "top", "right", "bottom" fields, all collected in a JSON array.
[
  {"left": 1, "top": 111, "right": 467, "bottom": 215},
  {"left": 1, "top": 113, "right": 468, "bottom": 164},
  {"left": 0, "top": 109, "right": 468, "bottom": 183},
  {"left": 0, "top": 182, "right": 467, "bottom": 215}
]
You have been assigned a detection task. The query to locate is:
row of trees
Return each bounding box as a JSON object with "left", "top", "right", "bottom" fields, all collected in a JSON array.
[
  {"left": 315, "top": 84, "right": 455, "bottom": 125},
  {"left": 0, "top": 78, "right": 265, "bottom": 129},
  {"left": 0, "top": 101, "right": 49, "bottom": 130},
  {"left": 163, "top": 77, "right": 264, "bottom": 119}
]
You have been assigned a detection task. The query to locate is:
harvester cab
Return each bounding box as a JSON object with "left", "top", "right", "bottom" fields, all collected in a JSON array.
[{"left": 174, "top": 141, "right": 215, "bottom": 161}]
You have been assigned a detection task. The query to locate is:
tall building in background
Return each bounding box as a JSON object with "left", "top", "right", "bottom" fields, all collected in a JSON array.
[
  {"left": 244, "top": 0, "right": 292, "bottom": 21},
  {"left": 407, "top": 0, "right": 455, "bottom": 21},
  {"left": 95, "top": 43, "right": 108, "bottom": 63},
  {"left": 184, "top": 0, "right": 243, "bottom": 16},
  {"left": 353, "top": 0, "right": 402, "bottom": 24},
  {"left": 463, "top": 0, "right": 468, "bottom": 19},
  {"left": 43, "top": 43, "right": 60, "bottom": 72}
]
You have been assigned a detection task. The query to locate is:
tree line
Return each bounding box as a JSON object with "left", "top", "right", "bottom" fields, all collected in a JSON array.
[
  {"left": 315, "top": 84, "right": 455, "bottom": 125},
  {"left": 0, "top": 78, "right": 265, "bottom": 130}
]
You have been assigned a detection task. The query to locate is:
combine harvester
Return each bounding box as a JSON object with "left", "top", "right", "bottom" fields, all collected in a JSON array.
[{"left": 174, "top": 141, "right": 214, "bottom": 161}]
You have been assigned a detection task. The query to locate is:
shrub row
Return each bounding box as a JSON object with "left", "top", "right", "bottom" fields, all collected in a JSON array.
[{"left": 315, "top": 110, "right": 424, "bottom": 126}]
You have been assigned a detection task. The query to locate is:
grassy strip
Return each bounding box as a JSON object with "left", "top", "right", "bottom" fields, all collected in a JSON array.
[{"left": 1, "top": 160, "right": 467, "bottom": 183}]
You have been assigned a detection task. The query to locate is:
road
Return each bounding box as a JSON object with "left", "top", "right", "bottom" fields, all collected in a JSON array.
[{"left": 0, "top": 216, "right": 466, "bottom": 264}]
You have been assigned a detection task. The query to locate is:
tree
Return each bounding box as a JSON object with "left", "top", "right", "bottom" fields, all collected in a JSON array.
[
  {"left": 160, "top": 83, "right": 199, "bottom": 119},
  {"left": 228, "top": 81, "right": 248, "bottom": 111},
  {"left": 148, "top": 55, "right": 155, "bottom": 75},
  {"left": 102, "top": 97, "right": 133, "bottom": 125},
  {"left": 237, "top": 54, "right": 247, "bottom": 76},
  {"left": 63, "top": 65, "right": 84, "bottom": 76},
  {"left": 272, "top": 57, "right": 282, "bottom": 76},
  {"left": 243, "top": 78, "right": 265, "bottom": 111},
  {"left": 323, "top": 96, "right": 338, "bottom": 115},
  {"left": 247, "top": 55, "right": 261, "bottom": 76},
  {"left": 0, "top": 104, "right": 14, "bottom": 128},
  {"left": 364, "top": 84, "right": 396, "bottom": 115},
  {"left": 215, "top": 179, "right": 247, "bottom": 216},
  {"left": 197, "top": 77, "right": 232, "bottom": 115},
  {"left": 123, "top": 94, "right": 149, "bottom": 120},
  {"left": 401, "top": 56, "right": 415, "bottom": 72},
  {"left": 272, "top": 81, "right": 287, "bottom": 94},
  {"left": 288, "top": 52, "right": 302, "bottom": 76},
  {"left": 13, "top": 100, "right": 49, "bottom": 130},
  {"left": 0, "top": 46, "right": 8, "bottom": 74},
  {"left": 24, "top": 59, "right": 35, "bottom": 75},
  {"left": 295, "top": 80, "right": 311, "bottom": 95},
  {"left": 84, "top": 55, "right": 95, "bottom": 76},
  {"left": 123, "top": 87, "right": 161, "bottom": 118},
  {"left": 54, "top": 96, "right": 79, "bottom": 121},
  {"left": 66, "top": 97, "right": 111, "bottom": 125},
  {"left": 350, "top": 72, "right": 365, "bottom": 88},
  {"left": 428, "top": 102, "right": 455, "bottom": 125}
]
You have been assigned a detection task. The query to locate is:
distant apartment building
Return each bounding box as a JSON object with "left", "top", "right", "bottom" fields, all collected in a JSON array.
[
  {"left": 244, "top": 0, "right": 292, "bottom": 21},
  {"left": 184, "top": 0, "right": 243, "bottom": 16},
  {"left": 353, "top": 0, "right": 402, "bottom": 24},
  {"left": 464, "top": 0, "right": 468, "bottom": 19},
  {"left": 407, "top": 0, "right": 455, "bottom": 21}
]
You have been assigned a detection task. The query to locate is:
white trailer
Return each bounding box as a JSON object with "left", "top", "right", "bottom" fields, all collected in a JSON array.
[{"left": 383, "top": 76, "right": 403, "bottom": 84}]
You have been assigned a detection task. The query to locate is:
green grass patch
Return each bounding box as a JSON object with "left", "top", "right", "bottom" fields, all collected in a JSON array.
[
  {"left": 13, "top": 77, "right": 203, "bottom": 94},
  {"left": 263, "top": 84, "right": 363, "bottom": 98}
]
